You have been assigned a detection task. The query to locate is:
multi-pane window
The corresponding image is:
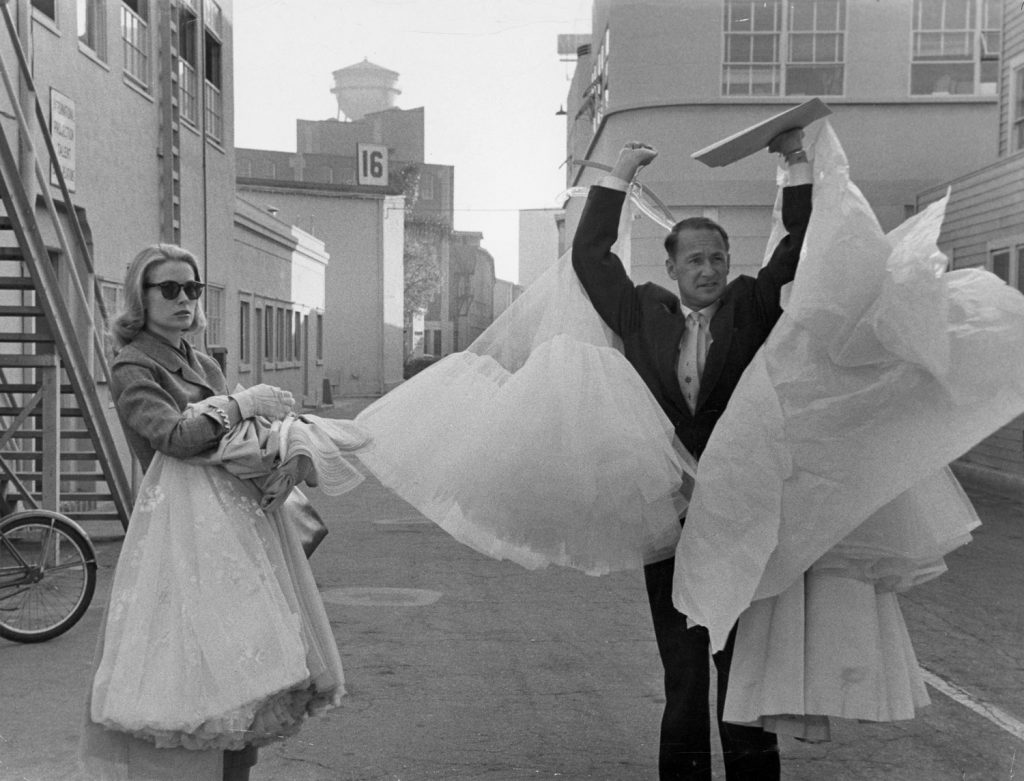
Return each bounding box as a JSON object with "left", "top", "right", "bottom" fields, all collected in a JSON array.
[
  {"left": 911, "top": 0, "right": 1003, "bottom": 96},
  {"left": 239, "top": 299, "right": 251, "bottom": 364},
  {"left": 205, "top": 285, "right": 224, "bottom": 347},
  {"left": 178, "top": 3, "right": 199, "bottom": 124},
  {"left": 78, "top": 0, "right": 107, "bottom": 59},
  {"left": 204, "top": 1, "right": 224, "bottom": 143},
  {"left": 723, "top": 0, "right": 845, "bottom": 97},
  {"left": 121, "top": 0, "right": 149, "bottom": 86}
]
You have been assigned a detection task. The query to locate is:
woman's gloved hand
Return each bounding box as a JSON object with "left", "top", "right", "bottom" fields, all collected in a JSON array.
[{"left": 231, "top": 384, "right": 295, "bottom": 420}]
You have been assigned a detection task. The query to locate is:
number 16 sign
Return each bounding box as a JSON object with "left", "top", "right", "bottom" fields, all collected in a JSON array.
[{"left": 357, "top": 143, "right": 389, "bottom": 186}]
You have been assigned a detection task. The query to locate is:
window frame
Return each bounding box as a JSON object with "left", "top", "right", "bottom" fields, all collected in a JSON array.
[
  {"left": 177, "top": 2, "right": 199, "bottom": 125},
  {"left": 910, "top": 0, "right": 1003, "bottom": 97},
  {"left": 120, "top": 0, "right": 150, "bottom": 88},
  {"left": 203, "top": 1, "right": 224, "bottom": 144},
  {"left": 204, "top": 284, "right": 225, "bottom": 348},
  {"left": 96, "top": 279, "right": 124, "bottom": 379},
  {"left": 238, "top": 297, "right": 252, "bottom": 369},
  {"left": 78, "top": 0, "right": 107, "bottom": 60},
  {"left": 987, "top": 237, "right": 1024, "bottom": 294},
  {"left": 1011, "top": 54, "right": 1024, "bottom": 153},
  {"left": 722, "top": 0, "right": 846, "bottom": 98}
]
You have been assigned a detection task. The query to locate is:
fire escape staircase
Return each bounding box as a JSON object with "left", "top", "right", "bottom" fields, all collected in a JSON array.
[{"left": 0, "top": 4, "right": 132, "bottom": 529}]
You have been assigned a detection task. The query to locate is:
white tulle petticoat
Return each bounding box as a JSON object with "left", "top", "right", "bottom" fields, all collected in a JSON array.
[
  {"left": 354, "top": 221, "right": 694, "bottom": 576},
  {"left": 89, "top": 455, "right": 345, "bottom": 752}
]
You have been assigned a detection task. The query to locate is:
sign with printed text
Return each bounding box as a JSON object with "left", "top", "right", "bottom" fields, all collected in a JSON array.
[
  {"left": 50, "top": 89, "right": 76, "bottom": 192},
  {"left": 357, "top": 143, "right": 388, "bottom": 186}
]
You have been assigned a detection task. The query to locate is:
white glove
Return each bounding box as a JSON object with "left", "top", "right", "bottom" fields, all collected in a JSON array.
[{"left": 232, "top": 384, "right": 295, "bottom": 420}]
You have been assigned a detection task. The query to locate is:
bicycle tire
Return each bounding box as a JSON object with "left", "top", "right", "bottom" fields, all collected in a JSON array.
[{"left": 0, "top": 514, "right": 97, "bottom": 643}]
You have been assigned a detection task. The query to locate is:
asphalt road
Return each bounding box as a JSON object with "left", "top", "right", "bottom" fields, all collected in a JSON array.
[{"left": 0, "top": 404, "right": 1020, "bottom": 780}]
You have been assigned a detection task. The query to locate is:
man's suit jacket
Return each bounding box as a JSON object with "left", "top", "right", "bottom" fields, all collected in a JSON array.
[
  {"left": 110, "top": 329, "right": 229, "bottom": 472},
  {"left": 571, "top": 183, "right": 812, "bottom": 461}
]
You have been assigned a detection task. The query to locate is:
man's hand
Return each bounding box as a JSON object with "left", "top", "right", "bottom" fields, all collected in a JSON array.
[{"left": 610, "top": 142, "right": 658, "bottom": 182}]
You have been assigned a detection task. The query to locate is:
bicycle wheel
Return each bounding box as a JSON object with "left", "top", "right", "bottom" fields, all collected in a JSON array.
[{"left": 0, "top": 514, "right": 97, "bottom": 643}]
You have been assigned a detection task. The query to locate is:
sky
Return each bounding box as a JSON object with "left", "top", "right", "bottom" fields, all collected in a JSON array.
[{"left": 233, "top": 0, "right": 594, "bottom": 283}]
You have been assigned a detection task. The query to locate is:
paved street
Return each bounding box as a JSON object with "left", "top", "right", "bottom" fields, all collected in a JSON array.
[{"left": 1, "top": 400, "right": 1021, "bottom": 780}]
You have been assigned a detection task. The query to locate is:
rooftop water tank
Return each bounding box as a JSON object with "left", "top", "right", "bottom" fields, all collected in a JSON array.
[{"left": 330, "top": 58, "right": 401, "bottom": 121}]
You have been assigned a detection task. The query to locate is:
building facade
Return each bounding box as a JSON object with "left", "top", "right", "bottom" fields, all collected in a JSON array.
[
  {"left": 236, "top": 179, "right": 406, "bottom": 398},
  {"left": 1, "top": 0, "right": 330, "bottom": 485},
  {"left": 916, "top": 0, "right": 1024, "bottom": 493},
  {"left": 561, "top": 0, "right": 1003, "bottom": 285}
]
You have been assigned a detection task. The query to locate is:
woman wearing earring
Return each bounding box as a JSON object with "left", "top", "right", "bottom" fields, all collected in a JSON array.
[{"left": 80, "top": 244, "right": 345, "bottom": 781}]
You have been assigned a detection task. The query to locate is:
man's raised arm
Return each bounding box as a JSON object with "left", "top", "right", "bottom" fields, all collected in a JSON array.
[{"left": 571, "top": 143, "right": 658, "bottom": 337}]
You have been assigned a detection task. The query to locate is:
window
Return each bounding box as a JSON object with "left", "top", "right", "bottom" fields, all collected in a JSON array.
[
  {"left": 911, "top": 0, "right": 1003, "bottom": 96},
  {"left": 78, "top": 0, "right": 107, "bottom": 58},
  {"left": 316, "top": 313, "right": 324, "bottom": 361},
  {"left": 277, "top": 306, "right": 287, "bottom": 361},
  {"left": 263, "top": 306, "right": 274, "bottom": 362},
  {"left": 96, "top": 281, "right": 123, "bottom": 374},
  {"left": 989, "top": 241, "right": 1024, "bottom": 294},
  {"left": 178, "top": 3, "right": 198, "bottom": 124},
  {"left": 294, "top": 311, "right": 302, "bottom": 361},
  {"left": 1018, "top": 246, "right": 1024, "bottom": 295},
  {"left": 32, "top": 0, "right": 56, "bottom": 21},
  {"left": 723, "top": 0, "right": 845, "bottom": 97},
  {"left": 204, "top": 2, "right": 224, "bottom": 142},
  {"left": 239, "top": 299, "right": 251, "bottom": 364},
  {"left": 121, "top": 1, "right": 149, "bottom": 86},
  {"left": 589, "top": 27, "right": 610, "bottom": 131},
  {"left": 205, "top": 285, "right": 224, "bottom": 346},
  {"left": 991, "top": 248, "right": 1010, "bottom": 282}
]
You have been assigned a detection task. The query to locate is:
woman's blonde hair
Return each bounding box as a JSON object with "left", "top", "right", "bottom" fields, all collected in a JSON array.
[{"left": 110, "top": 244, "right": 206, "bottom": 351}]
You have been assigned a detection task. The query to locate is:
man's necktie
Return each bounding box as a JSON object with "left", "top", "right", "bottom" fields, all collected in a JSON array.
[{"left": 678, "top": 311, "right": 709, "bottom": 413}]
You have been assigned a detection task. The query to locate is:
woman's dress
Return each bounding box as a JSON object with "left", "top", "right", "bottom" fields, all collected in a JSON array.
[
  {"left": 88, "top": 454, "right": 345, "bottom": 751},
  {"left": 84, "top": 414, "right": 369, "bottom": 775}
]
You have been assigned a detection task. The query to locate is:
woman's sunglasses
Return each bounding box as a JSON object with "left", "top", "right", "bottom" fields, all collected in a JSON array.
[{"left": 144, "top": 281, "right": 205, "bottom": 300}]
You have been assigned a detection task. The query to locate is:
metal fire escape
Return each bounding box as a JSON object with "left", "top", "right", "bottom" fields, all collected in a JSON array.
[{"left": 0, "top": 3, "right": 132, "bottom": 529}]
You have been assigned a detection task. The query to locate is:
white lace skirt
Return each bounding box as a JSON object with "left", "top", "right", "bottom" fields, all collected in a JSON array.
[{"left": 88, "top": 455, "right": 344, "bottom": 752}]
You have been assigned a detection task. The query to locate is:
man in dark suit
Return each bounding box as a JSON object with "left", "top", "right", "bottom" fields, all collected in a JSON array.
[{"left": 571, "top": 130, "right": 811, "bottom": 781}]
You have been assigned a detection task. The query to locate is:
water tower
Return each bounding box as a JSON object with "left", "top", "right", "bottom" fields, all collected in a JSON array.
[{"left": 330, "top": 59, "right": 401, "bottom": 121}]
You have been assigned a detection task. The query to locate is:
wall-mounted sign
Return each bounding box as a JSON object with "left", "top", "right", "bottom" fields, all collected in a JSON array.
[
  {"left": 49, "top": 88, "right": 76, "bottom": 192},
  {"left": 357, "top": 143, "right": 388, "bottom": 186}
]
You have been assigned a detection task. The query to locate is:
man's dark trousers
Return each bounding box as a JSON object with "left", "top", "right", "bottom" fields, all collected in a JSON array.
[{"left": 644, "top": 556, "right": 780, "bottom": 780}]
